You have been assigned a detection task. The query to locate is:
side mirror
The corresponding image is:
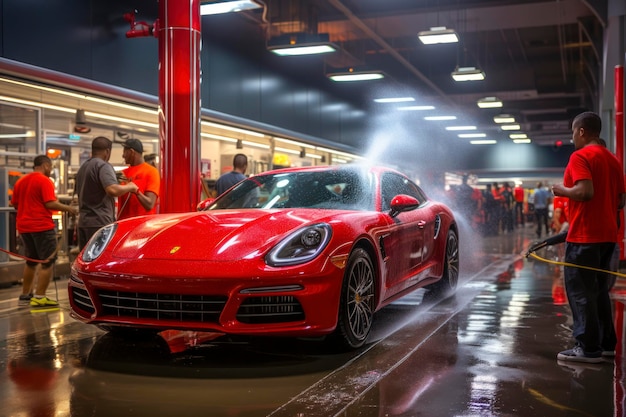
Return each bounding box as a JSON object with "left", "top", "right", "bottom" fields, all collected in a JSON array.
[
  {"left": 389, "top": 194, "right": 420, "bottom": 217},
  {"left": 197, "top": 198, "right": 215, "bottom": 211}
]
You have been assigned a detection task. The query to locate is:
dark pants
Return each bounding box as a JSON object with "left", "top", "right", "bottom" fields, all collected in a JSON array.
[
  {"left": 514, "top": 201, "right": 524, "bottom": 225},
  {"left": 535, "top": 208, "right": 549, "bottom": 237},
  {"left": 564, "top": 242, "right": 617, "bottom": 354}
]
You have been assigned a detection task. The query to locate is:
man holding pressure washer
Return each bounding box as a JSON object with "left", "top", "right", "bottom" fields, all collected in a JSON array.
[{"left": 551, "top": 111, "right": 625, "bottom": 363}]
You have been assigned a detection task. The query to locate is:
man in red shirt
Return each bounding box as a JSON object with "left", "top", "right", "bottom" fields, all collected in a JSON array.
[
  {"left": 11, "top": 155, "right": 78, "bottom": 307},
  {"left": 117, "top": 139, "right": 160, "bottom": 220},
  {"left": 551, "top": 195, "right": 569, "bottom": 233},
  {"left": 513, "top": 184, "right": 525, "bottom": 226},
  {"left": 552, "top": 111, "right": 625, "bottom": 363}
]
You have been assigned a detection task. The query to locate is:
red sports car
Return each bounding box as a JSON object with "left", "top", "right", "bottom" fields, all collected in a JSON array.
[{"left": 69, "top": 165, "right": 459, "bottom": 350}]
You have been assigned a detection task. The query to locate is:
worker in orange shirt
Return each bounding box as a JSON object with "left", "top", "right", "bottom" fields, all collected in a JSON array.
[{"left": 117, "top": 139, "right": 160, "bottom": 220}]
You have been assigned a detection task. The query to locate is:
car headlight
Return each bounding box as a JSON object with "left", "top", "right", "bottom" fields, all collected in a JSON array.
[
  {"left": 266, "top": 223, "right": 332, "bottom": 267},
  {"left": 82, "top": 224, "right": 117, "bottom": 262}
]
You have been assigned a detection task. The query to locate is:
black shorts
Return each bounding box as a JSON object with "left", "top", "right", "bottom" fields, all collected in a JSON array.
[{"left": 20, "top": 229, "right": 58, "bottom": 267}]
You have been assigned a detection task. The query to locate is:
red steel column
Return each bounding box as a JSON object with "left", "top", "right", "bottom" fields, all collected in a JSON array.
[
  {"left": 616, "top": 66, "right": 624, "bottom": 259},
  {"left": 158, "top": 0, "right": 201, "bottom": 213}
]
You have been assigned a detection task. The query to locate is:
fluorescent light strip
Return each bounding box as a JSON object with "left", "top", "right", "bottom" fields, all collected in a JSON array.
[
  {"left": 458, "top": 133, "right": 486, "bottom": 138},
  {"left": 0, "top": 133, "right": 34, "bottom": 138},
  {"left": 274, "top": 137, "right": 316, "bottom": 149},
  {"left": 513, "top": 139, "right": 531, "bottom": 144},
  {"left": 424, "top": 116, "right": 457, "bottom": 121},
  {"left": 270, "top": 44, "right": 336, "bottom": 56},
  {"left": 1, "top": 78, "right": 361, "bottom": 160},
  {"left": 398, "top": 105, "right": 435, "bottom": 111},
  {"left": 202, "top": 121, "right": 265, "bottom": 137},
  {"left": 451, "top": 67, "right": 485, "bottom": 81},
  {"left": 274, "top": 146, "right": 301, "bottom": 156},
  {"left": 418, "top": 27, "right": 459, "bottom": 45},
  {"left": 0, "top": 77, "right": 157, "bottom": 115},
  {"left": 328, "top": 72, "right": 384, "bottom": 82},
  {"left": 470, "top": 140, "right": 497, "bottom": 145},
  {"left": 242, "top": 140, "right": 270, "bottom": 149},
  {"left": 494, "top": 114, "right": 515, "bottom": 123},
  {"left": 0, "top": 95, "right": 159, "bottom": 129},
  {"left": 446, "top": 126, "right": 476, "bottom": 131},
  {"left": 509, "top": 133, "right": 528, "bottom": 139},
  {"left": 477, "top": 97, "right": 503, "bottom": 108},
  {"left": 201, "top": 132, "right": 237, "bottom": 143},
  {"left": 374, "top": 97, "right": 415, "bottom": 103},
  {"left": 200, "top": 1, "right": 261, "bottom": 15},
  {"left": 501, "top": 124, "right": 521, "bottom": 131}
]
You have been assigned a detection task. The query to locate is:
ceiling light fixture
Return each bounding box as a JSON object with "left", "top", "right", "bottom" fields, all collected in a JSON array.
[
  {"left": 458, "top": 133, "right": 486, "bottom": 138},
  {"left": 477, "top": 97, "right": 503, "bottom": 108},
  {"left": 494, "top": 114, "right": 515, "bottom": 123},
  {"left": 327, "top": 69, "right": 384, "bottom": 82},
  {"left": 509, "top": 133, "right": 528, "bottom": 139},
  {"left": 451, "top": 67, "right": 485, "bottom": 82},
  {"left": 424, "top": 115, "right": 457, "bottom": 121},
  {"left": 268, "top": 33, "right": 337, "bottom": 56},
  {"left": 200, "top": 0, "right": 261, "bottom": 16},
  {"left": 397, "top": 105, "right": 435, "bottom": 111},
  {"left": 446, "top": 126, "right": 477, "bottom": 131},
  {"left": 418, "top": 26, "right": 459, "bottom": 45},
  {"left": 500, "top": 124, "right": 521, "bottom": 131},
  {"left": 470, "top": 140, "right": 497, "bottom": 145},
  {"left": 513, "top": 139, "right": 532, "bottom": 144},
  {"left": 374, "top": 97, "right": 415, "bottom": 103}
]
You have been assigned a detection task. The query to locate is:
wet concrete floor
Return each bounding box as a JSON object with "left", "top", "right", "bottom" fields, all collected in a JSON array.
[{"left": 0, "top": 223, "right": 624, "bottom": 416}]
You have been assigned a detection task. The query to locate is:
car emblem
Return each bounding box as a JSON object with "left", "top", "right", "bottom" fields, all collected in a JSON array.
[{"left": 170, "top": 246, "right": 181, "bottom": 254}]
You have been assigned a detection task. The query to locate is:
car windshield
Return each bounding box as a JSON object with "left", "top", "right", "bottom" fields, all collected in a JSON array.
[{"left": 208, "top": 169, "right": 375, "bottom": 211}]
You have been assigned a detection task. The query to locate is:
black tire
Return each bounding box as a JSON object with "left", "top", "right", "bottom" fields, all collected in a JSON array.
[
  {"left": 428, "top": 228, "right": 459, "bottom": 296},
  {"left": 329, "top": 247, "right": 376, "bottom": 350}
]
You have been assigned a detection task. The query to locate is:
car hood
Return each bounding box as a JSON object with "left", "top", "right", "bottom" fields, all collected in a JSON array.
[{"left": 110, "top": 209, "right": 343, "bottom": 261}]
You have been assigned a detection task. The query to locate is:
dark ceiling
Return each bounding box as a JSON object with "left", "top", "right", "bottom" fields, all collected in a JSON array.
[{"left": 204, "top": 0, "right": 604, "bottom": 148}]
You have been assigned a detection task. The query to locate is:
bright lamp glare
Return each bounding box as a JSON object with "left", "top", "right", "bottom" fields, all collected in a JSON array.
[
  {"left": 397, "top": 105, "right": 435, "bottom": 111},
  {"left": 446, "top": 126, "right": 476, "bottom": 131},
  {"left": 418, "top": 27, "right": 459, "bottom": 44},
  {"left": 270, "top": 44, "right": 336, "bottom": 56},
  {"left": 424, "top": 115, "right": 457, "bottom": 121},
  {"left": 374, "top": 97, "right": 415, "bottom": 103},
  {"left": 328, "top": 72, "right": 384, "bottom": 82},
  {"left": 200, "top": 1, "right": 261, "bottom": 15}
]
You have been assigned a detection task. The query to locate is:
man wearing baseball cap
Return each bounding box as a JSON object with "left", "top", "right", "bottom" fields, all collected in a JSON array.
[{"left": 118, "top": 138, "right": 160, "bottom": 220}]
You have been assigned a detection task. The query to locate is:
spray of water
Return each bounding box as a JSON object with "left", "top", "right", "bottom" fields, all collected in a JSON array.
[{"left": 360, "top": 84, "right": 488, "bottom": 280}]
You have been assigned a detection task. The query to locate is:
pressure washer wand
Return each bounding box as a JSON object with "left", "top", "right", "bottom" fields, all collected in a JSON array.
[{"left": 524, "top": 231, "right": 567, "bottom": 258}]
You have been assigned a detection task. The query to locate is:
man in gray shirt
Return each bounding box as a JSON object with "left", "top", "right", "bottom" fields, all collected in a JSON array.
[
  {"left": 75, "top": 137, "right": 138, "bottom": 250},
  {"left": 533, "top": 181, "right": 551, "bottom": 238}
]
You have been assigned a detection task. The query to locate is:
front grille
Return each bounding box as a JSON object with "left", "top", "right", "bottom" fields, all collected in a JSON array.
[
  {"left": 71, "top": 287, "right": 95, "bottom": 314},
  {"left": 236, "top": 296, "right": 304, "bottom": 324},
  {"left": 98, "top": 291, "right": 227, "bottom": 323}
]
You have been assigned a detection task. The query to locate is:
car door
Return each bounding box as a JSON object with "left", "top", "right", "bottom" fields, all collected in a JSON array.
[{"left": 379, "top": 173, "right": 432, "bottom": 295}]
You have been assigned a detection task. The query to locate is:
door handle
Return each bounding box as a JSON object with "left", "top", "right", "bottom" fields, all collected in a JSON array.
[{"left": 417, "top": 220, "right": 426, "bottom": 228}]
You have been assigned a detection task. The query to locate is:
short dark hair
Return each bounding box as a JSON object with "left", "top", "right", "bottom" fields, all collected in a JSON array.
[
  {"left": 33, "top": 155, "right": 51, "bottom": 168},
  {"left": 92, "top": 136, "right": 112, "bottom": 152},
  {"left": 573, "top": 111, "right": 602, "bottom": 136},
  {"left": 233, "top": 153, "right": 248, "bottom": 169}
]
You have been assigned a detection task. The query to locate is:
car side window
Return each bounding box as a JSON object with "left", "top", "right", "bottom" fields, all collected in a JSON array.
[{"left": 381, "top": 173, "right": 426, "bottom": 212}]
